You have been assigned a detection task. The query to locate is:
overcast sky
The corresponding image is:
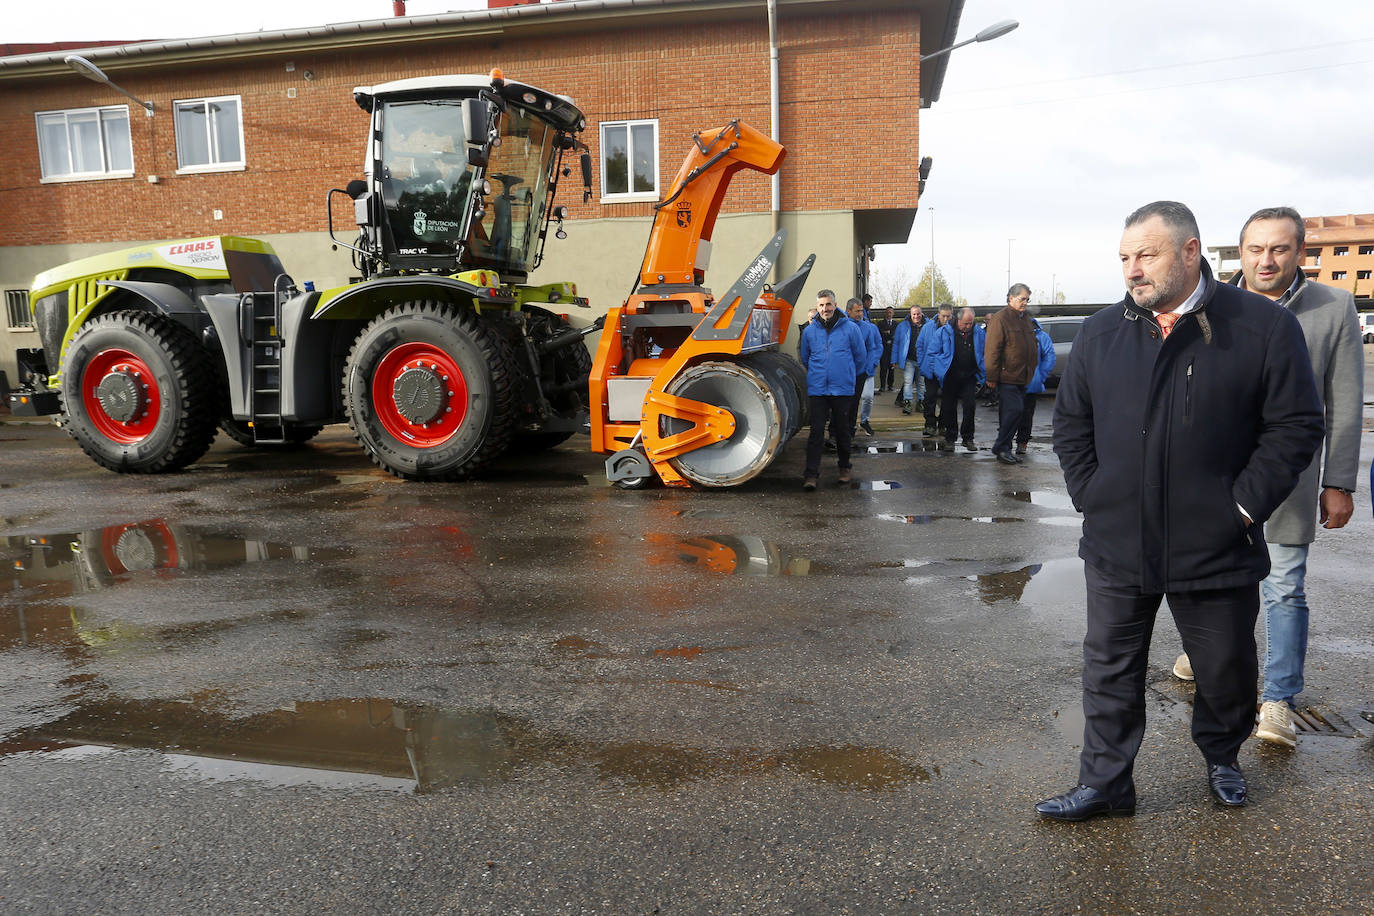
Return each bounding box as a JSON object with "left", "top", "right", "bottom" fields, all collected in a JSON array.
[{"left": 10, "top": 0, "right": 1374, "bottom": 306}]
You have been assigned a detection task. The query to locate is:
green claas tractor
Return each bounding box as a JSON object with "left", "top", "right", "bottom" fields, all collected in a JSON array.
[{"left": 9, "top": 69, "right": 598, "bottom": 480}]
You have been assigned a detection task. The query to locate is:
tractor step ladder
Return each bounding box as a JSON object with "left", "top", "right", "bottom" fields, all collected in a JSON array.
[{"left": 248, "top": 292, "right": 286, "bottom": 444}]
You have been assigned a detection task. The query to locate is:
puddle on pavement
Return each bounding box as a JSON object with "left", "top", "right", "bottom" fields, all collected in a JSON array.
[
  {"left": 879, "top": 513, "right": 1024, "bottom": 525},
  {"left": 1005, "top": 489, "right": 1076, "bottom": 511},
  {"left": 0, "top": 695, "right": 937, "bottom": 794},
  {"left": 643, "top": 534, "right": 813, "bottom": 576},
  {"left": 2, "top": 521, "right": 352, "bottom": 650},
  {"left": 3, "top": 520, "right": 350, "bottom": 595},
  {"left": 865, "top": 440, "right": 942, "bottom": 454},
  {"left": 853, "top": 480, "right": 903, "bottom": 490}
]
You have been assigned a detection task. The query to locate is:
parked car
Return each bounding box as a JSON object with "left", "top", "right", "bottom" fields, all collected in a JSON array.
[
  {"left": 1034, "top": 316, "right": 1087, "bottom": 387},
  {"left": 1359, "top": 312, "right": 1374, "bottom": 344}
]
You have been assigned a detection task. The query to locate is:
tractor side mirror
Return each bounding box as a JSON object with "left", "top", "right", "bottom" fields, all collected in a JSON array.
[
  {"left": 462, "top": 98, "right": 493, "bottom": 167},
  {"left": 345, "top": 179, "right": 367, "bottom": 200}
]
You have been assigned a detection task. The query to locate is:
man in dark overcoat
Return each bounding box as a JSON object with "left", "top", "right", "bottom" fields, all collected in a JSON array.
[{"left": 1038, "top": 201, "right": 1323, "bottom": 820}]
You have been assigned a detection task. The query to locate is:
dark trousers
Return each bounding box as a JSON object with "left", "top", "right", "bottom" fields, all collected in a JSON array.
[
  {"left": 1079, "top": 563, "right": 1260, "bottom": 800},
  {"left": 879, "top": 346, "right": 894, "bottom": 390},
  {"left": 1016, "top": 392, "right": 1038, "bottom": 446},
  {"left": 805, "top": 395, "right": 853, "bottom": 478},
  {"left": 993, "top": 383, "right": 1027, "bottom": 454},
  {"left": 939, "top": 373, "right": 978, "bottom": 442},
  {"left": 922, "top": 375, "right": 940, "bottom": 427},
  {"left": 846, "top": 374, "right": 868, "bottom": 433}
]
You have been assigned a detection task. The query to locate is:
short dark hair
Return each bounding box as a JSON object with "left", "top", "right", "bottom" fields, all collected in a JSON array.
[
  {"left": 937, "top": 302, "right": 953, "bottom": 312},
  {"left": 1124, "top": 200, "right": 1200, "bottom": 248},
  {"left": 1007, "top": 283, "right": 1030, "bottom": 300},
  {"left": 1240, "top": 206, "right": 1305, "bottom": 248},
  {"left": 861, "top": 293, "right": 873, "bottom": 302}
]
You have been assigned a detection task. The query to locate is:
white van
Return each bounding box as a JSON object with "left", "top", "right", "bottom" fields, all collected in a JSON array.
[{"left": 1359, "top": 312, "right": 1374, "bottom": 344}]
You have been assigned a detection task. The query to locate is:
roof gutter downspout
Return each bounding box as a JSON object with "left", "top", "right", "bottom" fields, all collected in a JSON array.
[{"left": 767, "top": 0, "right": 781, "bottom": 280}]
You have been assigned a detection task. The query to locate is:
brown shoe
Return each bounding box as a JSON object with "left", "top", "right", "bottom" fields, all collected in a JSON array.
[
  {"left": 837, "top": 468, "right": 852, "bottom": 484},
  {"left": 803, "top": 478, "right": 818, "bottom": 491}
]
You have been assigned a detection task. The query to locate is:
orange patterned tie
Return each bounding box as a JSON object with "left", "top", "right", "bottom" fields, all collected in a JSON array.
[{"left": 1156, "top": 312, "right": 1180, "bottom": 338}]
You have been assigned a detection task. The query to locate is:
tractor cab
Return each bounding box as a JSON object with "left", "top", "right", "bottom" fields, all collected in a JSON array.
[{"left": 346, "top": 71, "right": 590, "bottom": 282}]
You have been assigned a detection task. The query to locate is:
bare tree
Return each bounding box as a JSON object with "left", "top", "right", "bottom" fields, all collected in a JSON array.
[{"left": 869, "top": 262, "right": 916, "bottom": 312}]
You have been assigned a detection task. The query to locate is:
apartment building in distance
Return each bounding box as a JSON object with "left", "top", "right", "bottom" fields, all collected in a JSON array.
[{"left": 1210, "top": 212, "right": 1374, "bottom": 301}]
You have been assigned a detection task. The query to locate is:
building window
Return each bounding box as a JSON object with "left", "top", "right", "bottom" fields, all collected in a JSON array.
[
  {"left": 35, "top": 106, "right": 133, "bottom": 181},
  {"left": 1360, "top": 245, "right": 1374, "bottom": 255},
  {"left": 1306, "top": 248, "right": 1321, "bottom": 266},
  {"left": 1333, "top": 246, "right": 1349, "bottom": 256},
  {"left": 5, "top": 290, "right": 33, "bottom": 329},
  {"left": 1358, "top": 270, "right": 1372, "bottom": 280},
  {"left": 1331, "top": 271, "right": 1347, "bottom": 280},
  {"left": 174, "top": 96, "right": 245, "bottom": 172},
  {"left": 600, "top": 119, "right": 658, "bottom": 201}
]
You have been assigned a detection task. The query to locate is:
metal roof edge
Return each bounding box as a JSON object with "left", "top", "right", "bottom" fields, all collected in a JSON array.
[{"left": 0, "top": 0, "right": 855, "bottom": 79}]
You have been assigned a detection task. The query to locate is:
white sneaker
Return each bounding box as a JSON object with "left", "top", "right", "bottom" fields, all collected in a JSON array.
[
  {"left": 1172, "top": 653, "right": 1194, "bottom": 681},
  {"left": 1256, "top": 701, "right": 1297, "bottom": 748}
]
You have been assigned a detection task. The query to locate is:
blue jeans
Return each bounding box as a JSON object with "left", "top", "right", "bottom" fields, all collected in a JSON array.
[
  {"left": 901, "top": 359, "right": 925, "bottom": 403},
  {"left": 859, "top": 375, "right": 875, "bottom": 423},
  {"left": 1261, "top": 542, "right": 1310, "bottom": 705}
]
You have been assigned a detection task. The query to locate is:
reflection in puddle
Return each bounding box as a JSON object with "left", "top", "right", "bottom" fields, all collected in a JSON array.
[
  {"left": 854, "top": 480, "right": 903, "bottom": 490},
  {"left": 1005, "top": 490, "right": 1076, "bottom": 511},
  {"left": 865, "top": 440, "right": 943, "bottom": 454},
  {"left": 3, "top": 520, "right": 350, "bottom": 596},
  {"left": 0, "top": 695, "right": 935, "bottom": 794},
  {"left": 878, "top": 514, "right": 1024, "bottom": 525},
  {"left": 643, "top": 534, "right": 811, "bottom": 576}
]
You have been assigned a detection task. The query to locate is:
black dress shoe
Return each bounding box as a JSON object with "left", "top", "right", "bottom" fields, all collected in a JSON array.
[
  {"left": 962, "top": 439, "right": 976, "bottom": 450},
  {"left": 995, "top": 450, "right": 1020, "bottom": 465},
  {"left": 1035, "top": 784, "right": 1135, "bottom": 821},
  {"left": 1208, "top": 762, "right": 1247, "bottom": 807}
]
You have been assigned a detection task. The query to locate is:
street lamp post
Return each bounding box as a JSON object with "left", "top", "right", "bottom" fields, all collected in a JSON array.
[
  {"left": 918, "top": 19, "right": 1020, "bottom": 63},
  {"left": 929, "top": 207, "right": 936, "bottom": 314},
  {"left": 64, "top": 55, "right": 155, "bottom": 115}
]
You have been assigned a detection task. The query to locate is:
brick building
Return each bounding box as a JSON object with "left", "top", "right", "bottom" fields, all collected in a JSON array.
[
  {"left": 0, "top": 0, "right": 961, "bottom": 385},
  {"left": 1210, "top": 212, "right": 1374, "bottom": 300}
]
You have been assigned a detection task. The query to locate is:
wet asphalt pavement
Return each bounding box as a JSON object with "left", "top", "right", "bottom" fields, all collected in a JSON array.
[{"left": 2, "top": 375, "right": 1374, "bottom": 915}]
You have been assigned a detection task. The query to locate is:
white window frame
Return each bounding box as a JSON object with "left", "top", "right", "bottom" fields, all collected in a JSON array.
[
  {"left": 35, "top": 105, "right": 134, "bottom": 183},
  {"left": 174, "top": 94, "right": 246, "bottom": 174},
  {"left": 599, "top": 118, "right": 659, "bottom": 203}
]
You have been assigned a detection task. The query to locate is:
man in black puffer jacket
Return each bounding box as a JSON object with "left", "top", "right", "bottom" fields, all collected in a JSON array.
[{"left": 1037, "top": 201, "right": 1323, "bottom": 822}]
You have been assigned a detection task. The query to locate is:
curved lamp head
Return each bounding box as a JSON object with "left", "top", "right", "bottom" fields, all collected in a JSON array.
[
  {"left": 974, "top": 20, "right": 1019, "bottom": 43},
  {"left": 65, "top": 54, "right": 154, "bottom": 114}
]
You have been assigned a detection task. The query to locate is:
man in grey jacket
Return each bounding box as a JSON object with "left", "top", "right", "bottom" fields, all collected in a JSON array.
[{"left": 1174, "top": 207, "right": 1364, "bottom": 749}]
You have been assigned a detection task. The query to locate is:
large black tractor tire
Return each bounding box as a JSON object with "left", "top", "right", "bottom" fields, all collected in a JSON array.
[
  {"left": 59, "top": 310, "right": 221, "bottom": 473},
  {"left": 508, "top": 306, "right": 593, "bottom": 453},
  {"left": 342, "top": 300, "right": 517, "bottom": 481},
  {"left": 219, "top": 418, "right": 325, "bottom": 447}
]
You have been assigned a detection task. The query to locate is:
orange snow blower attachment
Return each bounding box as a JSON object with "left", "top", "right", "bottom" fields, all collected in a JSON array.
[{"left": 589, "top": 120, "right": 814, "bottom": 489}]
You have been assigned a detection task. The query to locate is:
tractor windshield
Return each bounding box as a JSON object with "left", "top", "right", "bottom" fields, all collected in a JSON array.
[
  {"left": 379, "top": 100, "right": 474, "bottom": 258},
  {"left": 464, "top": 105, "right": 557, "bottom": 276}
]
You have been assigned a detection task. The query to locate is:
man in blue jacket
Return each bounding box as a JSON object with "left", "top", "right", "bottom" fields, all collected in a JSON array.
[
  {"left": 799, "top": 289, "right": 868, "bottom": 490},
  {"left": 891, "top": 305, "right": 925, "bottom": 413},
  {"left": 916, "top": 303, "right": 953, "bottom": 435},
  {"left": 929, "top": 307, "right": 985, "bottom": 449},
  {"left": 846, "top": 297, "right": 884, "bottom": 437},
  {"left": 1014, "top": 317, "right": 1057, "bottom": 455},
  {"left": 1038, "top": 201, "right": 1323, "bottom": 821}
]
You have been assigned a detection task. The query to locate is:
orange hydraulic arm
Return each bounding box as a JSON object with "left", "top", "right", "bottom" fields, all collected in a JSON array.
[{"left": 637, "top": 120, "right": 785, "bottom": 288}]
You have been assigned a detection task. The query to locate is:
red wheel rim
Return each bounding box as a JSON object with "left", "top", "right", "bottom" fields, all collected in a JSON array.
[
  {"left": 98, "top": 520, "right": 180, "bottom": 576},
  {"left": 371, "top": 342, "right": 470, "bottom": 447},
  {"left": 81, "top": 348, "right": 161, "bottom": 444}
]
